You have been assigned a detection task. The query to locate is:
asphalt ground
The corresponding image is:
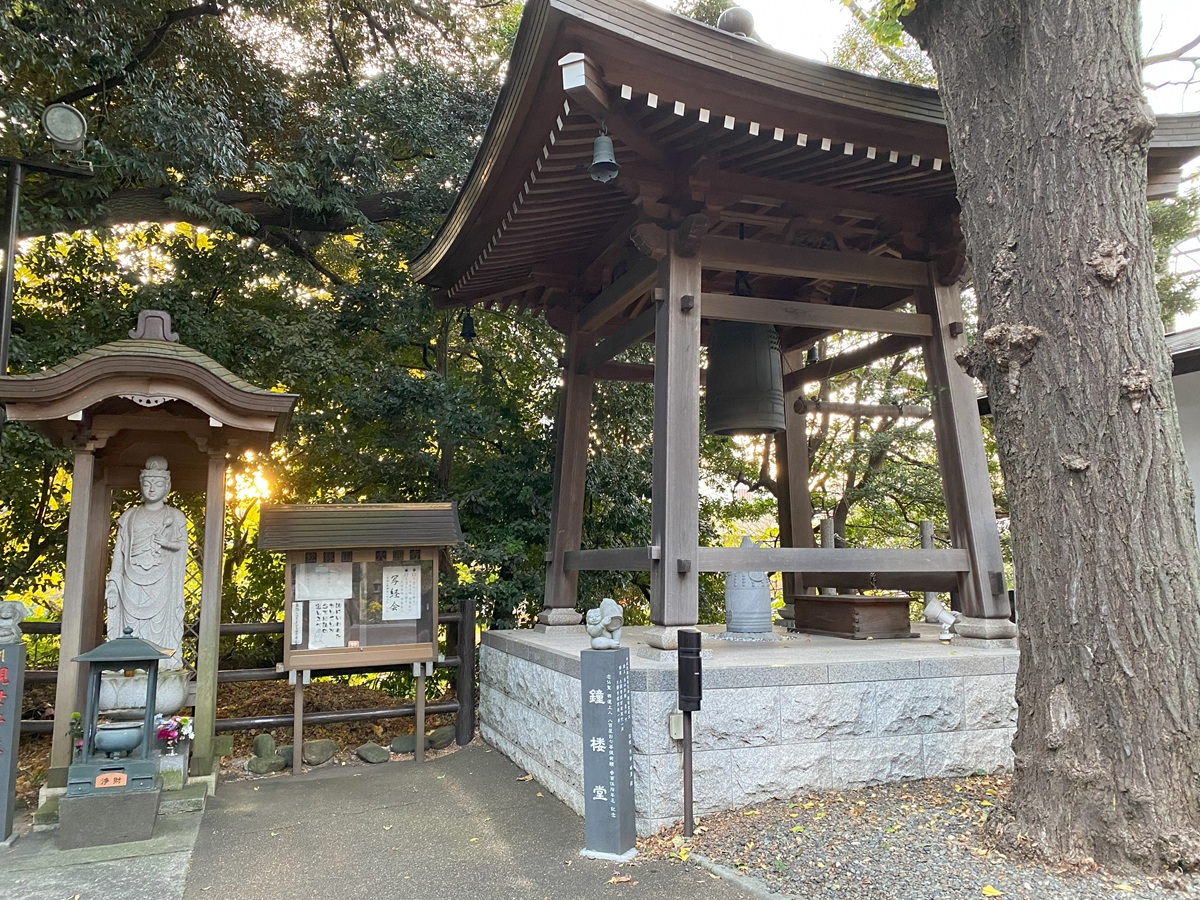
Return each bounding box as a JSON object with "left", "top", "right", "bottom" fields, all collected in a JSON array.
[
  {"left": 3, "top": 742, "right": 753, "bottom": 900},
  {"left": 182, "top": 742, "right": 752, "bottom": 900}
]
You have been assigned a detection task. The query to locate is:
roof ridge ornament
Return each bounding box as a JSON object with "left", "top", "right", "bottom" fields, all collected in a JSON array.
[
  {"left": 716, "top": 7, "right": 760, "bottom": 44},
  {"left": 130, "top": 310, "right": 179, "bottom": 343}
]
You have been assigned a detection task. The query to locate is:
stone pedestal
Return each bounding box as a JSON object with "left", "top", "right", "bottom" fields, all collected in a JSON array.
[
  {"left": 157, "top": 743, "right": 190, "bottom": 791},
  {"left": 58, "top": 789, "right": 160, "bottom": 849},
  {"left": 953, "top": 617, "right": 1019, "bottom": 648},
  {"left": 536, "top": 607, "right": 583, "bottom": 629}
]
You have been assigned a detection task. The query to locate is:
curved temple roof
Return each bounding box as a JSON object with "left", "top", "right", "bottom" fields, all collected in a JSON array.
[
  {"left": 412, "top": 0, "right": 1200, "bottom": 320},
  {"left": 0, "top": 312, "right": 297, "bottom": 450}
]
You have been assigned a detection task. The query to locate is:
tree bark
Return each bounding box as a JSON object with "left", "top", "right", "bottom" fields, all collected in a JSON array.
[{"left": 905, "top": 0, "right": 1200, "bottom": 870}]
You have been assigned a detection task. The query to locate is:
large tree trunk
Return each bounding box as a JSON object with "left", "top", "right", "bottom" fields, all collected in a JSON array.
[{"left": 905, "top": 0, "right": 1200, "bottom": 870}]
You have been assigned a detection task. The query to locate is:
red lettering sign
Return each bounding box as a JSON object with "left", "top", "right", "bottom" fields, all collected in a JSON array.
[
  {"left": 0, "top": 667, "right": 8, "bottom": 685},
  {"left": 95, "top": 772, "right": 127, "bottom": 788}
]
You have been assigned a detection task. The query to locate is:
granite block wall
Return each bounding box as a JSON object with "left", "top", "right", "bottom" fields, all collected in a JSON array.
[{"left": 479, "top": 633, "right": 1017, "bottom": 835}]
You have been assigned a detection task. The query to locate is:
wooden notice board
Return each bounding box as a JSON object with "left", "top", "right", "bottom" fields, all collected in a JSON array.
[{"left": 258, "top": 503, "right": 462, "bottom": 672}]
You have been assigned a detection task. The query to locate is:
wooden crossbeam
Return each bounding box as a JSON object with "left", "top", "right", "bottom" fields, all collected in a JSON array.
[
  {"left": 782, "top": 334, "right": 923, "bottom": 391},
  {"left": 698, "top": 169, "right": 932, "bottom": 222},
  {"left": 696, "top": 547, "right": 968, "bottom": 592},
  {"left": 794, "top": 400, "right": 931, "bottom": 419},
  {"left": 563, "top": 545, "right": 968, "bottom": 592},
  {"left": 700, "top": 235, "right": 929, "bottom": 287},
  {"left": 578, "top": 255, "right": 658, "bottom": 333},
  {"left": 591, "top": 361, "right": 712, "bottom": 386},
  {"left": 591, "top": 361, "right": 655, "bottom": 382},
  {"left": 577, "top": 305, "right": 656, "bottom": 373},
  {"left": 564, "top": 546, "right": 657, "bottom": 572},
  {"left": 701, "top": 293, "right": 932, "bottom": 336}
]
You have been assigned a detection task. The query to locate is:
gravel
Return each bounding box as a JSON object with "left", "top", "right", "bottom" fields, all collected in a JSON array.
[{"left": 640, "top": 775, "right": 1200, "bottom": 900}]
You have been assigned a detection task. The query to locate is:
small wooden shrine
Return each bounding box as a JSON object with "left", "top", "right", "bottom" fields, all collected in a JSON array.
[
  {"left": 0, "top": 310, "right": 296, "bottom": 779},
  {"left": 412, "top": 0, "right": 1200, "bottom": 645}
]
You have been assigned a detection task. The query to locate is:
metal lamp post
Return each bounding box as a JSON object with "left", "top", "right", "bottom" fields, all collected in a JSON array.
[{"left": 1, "top": 103, "right": 94, "bottom": 379}]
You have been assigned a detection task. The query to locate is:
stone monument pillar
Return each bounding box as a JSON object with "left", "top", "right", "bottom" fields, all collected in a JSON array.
[
  {"left": 0, "top": 601, "right": 28, "bottom": 846},
  {"left": 580, "top": 599, "right": 635, "bottom": 861}
]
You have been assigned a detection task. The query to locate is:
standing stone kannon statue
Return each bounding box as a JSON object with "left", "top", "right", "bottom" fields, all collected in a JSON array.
[{"left": 105, "top": 456, "right": 189, "bottom": 670}]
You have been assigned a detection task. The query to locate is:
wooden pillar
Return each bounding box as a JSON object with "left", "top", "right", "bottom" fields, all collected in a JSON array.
[
  {"left": 539, "top": 322, "right": 593, "bottom": 625},
  {"left": 83, "top": 477, "right": 112, "bottom": 650},
  {"left": 777, "top": 374, "right": 815, "bottom": 625},
  {"left": 191, "top": 450, "right": 227, "bottom": 774},
  {"left": 648, "top": 233, "right": 702, "bottom": 633},
  {"left": 918, "top": 277, "right": 1009, "bottom": 620},
  {"left": 50, "top": 443, "right": 98, "bottom": 771}
]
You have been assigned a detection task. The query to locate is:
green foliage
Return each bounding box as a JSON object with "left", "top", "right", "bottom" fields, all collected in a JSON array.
[
  {"left": 0, "top": 0, "right": 513, "bottom": 236},
  {"left": 831, "top": 21, "right": 934, "bottom": 86},
  {"left": 670, "top": 0, "right": 736, "bottom": 27},
  {"left": 1149, "top": 187, "right": 1200, "bottom": 331},
  {"left": 852, "top": 0, "right": 917, "bottom": 47}
]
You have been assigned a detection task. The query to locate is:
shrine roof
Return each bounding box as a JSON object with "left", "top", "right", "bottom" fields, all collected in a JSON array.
[
  {"left": 0, "top": 311, "right": 297, "bottom": 442},
  {"left": 411, "top": 0, "right": 1200, "bottom": 319},
  {"left": 257, "top": 503, "right": 464, "bottom": 550},
  {"left": 7, "top": 338, "right": 273, "bottom": 396}
]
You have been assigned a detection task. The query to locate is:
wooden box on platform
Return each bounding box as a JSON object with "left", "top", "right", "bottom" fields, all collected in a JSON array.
[{"left": 793, "top": 595, "right": 916, "bottom": 640}]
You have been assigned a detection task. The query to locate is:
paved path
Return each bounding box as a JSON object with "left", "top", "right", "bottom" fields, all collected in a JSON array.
[
  {"left": 4, "top": 742, "right": 754, "bottom": 899},
  {"left": 183, "top": 742, "right": 752, "bottom": 900},
  {"left": 0, "top": 805, "right": 201, "bottom": 900}
]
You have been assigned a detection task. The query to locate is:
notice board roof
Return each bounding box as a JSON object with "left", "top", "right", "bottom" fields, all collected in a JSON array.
[{"left": 258, "top": 503, "right": 463, "bottom": 551}]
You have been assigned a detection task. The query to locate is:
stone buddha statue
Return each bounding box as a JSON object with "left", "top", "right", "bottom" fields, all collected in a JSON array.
[{"left": 104, "top": 456, "right": 189, "bottom": 670}]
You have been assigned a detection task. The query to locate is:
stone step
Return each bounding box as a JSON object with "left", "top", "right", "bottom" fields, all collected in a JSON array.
[
  {"left": 158, "top": 783, "right": 207, "bottom": 815},
  {"left": 32, "top": 794, "right": 60, "bottom": 829}
]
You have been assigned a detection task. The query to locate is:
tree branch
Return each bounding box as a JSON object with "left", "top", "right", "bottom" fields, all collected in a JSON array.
[
  {"left": 838, "top": 0, "right": 916, "bottom": 71},
  {"left": 1144, "top": 33, "right": 1200, "bottom": 67},
  {"left": 21, "top": 187, "right": 410, "bottom": 238},
  {"left": 52, "top": 1, "right": 225, "bottom": 105},
  {"left": 263, "top": 228, "right": 346, "bottom": 285}
]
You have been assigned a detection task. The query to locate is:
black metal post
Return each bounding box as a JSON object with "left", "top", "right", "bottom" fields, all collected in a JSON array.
[
  {"left": 0, "top": 160, "right": 21, "bottom": 380},
  {"left": 0, "top": 155, "right": 91, "bottom": 388},
  {"left": 682, "top": 709, "right": 694, "bottom": 837},
  {"left": 455, "top": 597, "right": 476, "bottom": 746},
  {"left": 677, "top": 628, "right": 702, "bottom": 838}
]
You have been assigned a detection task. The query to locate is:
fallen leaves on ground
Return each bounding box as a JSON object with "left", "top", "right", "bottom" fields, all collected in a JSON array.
[{"left": 13, "top": 678, "right": 461, "bottom": 821}]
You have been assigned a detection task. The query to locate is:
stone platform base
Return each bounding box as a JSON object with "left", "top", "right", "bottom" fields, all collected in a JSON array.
[
  {"left": 58, "top": 789, "right": 161, "bottom": 849},
  {"left": 481, "top": 624, "right": 1017, "bottom": 835}
]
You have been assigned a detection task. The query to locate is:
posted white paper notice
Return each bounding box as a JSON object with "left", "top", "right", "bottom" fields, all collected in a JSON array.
[
  {"left": 291, "top": 602, "right": 304, "bottom": 647},
  {"left": 382, "top": 566, "right": 422, "bottom": 621},
  {"left": 308, "top": 599, "right": 346, "bottom": 649},
  {"left": 295, "top": 563, "right": 352, "bottom": 601}
]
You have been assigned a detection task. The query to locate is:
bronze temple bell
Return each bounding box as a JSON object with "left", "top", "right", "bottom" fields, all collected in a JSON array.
[{"left": 705, "top": 320, "right": 786, "bottom": 436}]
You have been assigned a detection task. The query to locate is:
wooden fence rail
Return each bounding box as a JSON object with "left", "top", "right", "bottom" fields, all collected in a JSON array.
[{"left": 18, "top": 598, "right": 478, "bottom": 748}]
